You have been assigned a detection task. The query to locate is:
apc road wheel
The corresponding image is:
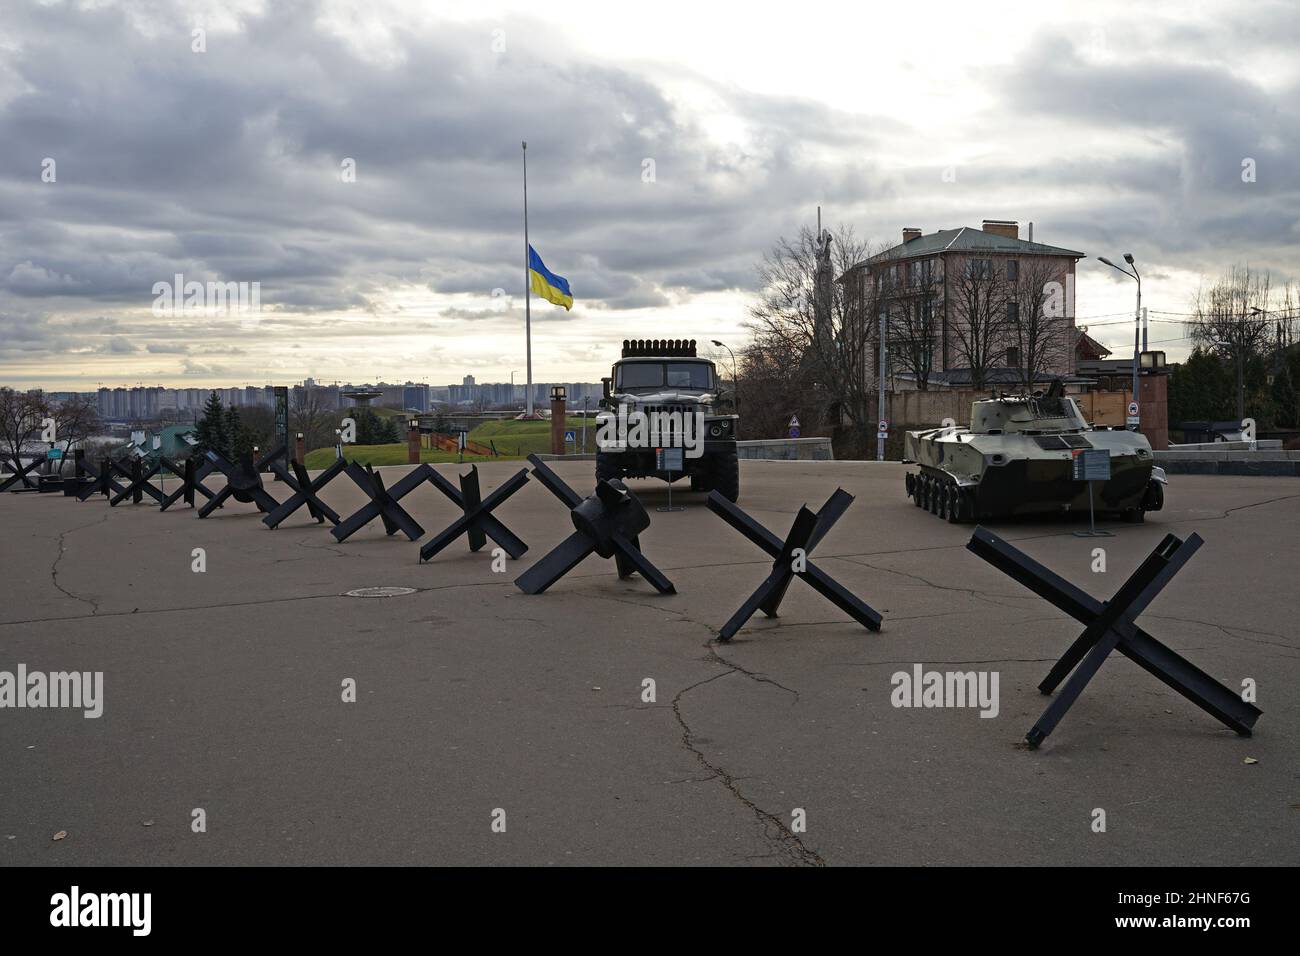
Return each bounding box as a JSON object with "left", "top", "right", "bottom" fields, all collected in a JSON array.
[
  {"left": 937, "top": 483, "right": 949, "bottom": 520},
  {"left": 905, "top": 472, "right": 915, "bottom": 500},
  {"left": 912, "top": 474, "right": 923, "bottom": 506},
  {"left": 928, "top": 479, "right": 940, "bottom": 515},
  {"left": 946, "top": 485, "right": 961, "bottom": 523}
]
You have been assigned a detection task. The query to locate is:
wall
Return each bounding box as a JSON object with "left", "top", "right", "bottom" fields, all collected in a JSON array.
[{"left": 872, "top": 388, "right": 1130, "bottom": 429}]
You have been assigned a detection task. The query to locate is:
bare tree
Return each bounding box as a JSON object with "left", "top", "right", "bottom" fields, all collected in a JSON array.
[
  {"left": 747, "top": 223, "right": 885, "bottom": 433},
  {"left": 0, "top": 387, "right": 48, "bottom": 462},
  {"left": 49, "top": 394, "right": 101, "bottom": 471},
  {"left": 1005, "top": 256, "right": 1073, "bottom": 388},
  {"left": 948, "top": 255, "right": 1009, "bottom": 390},
  {"left": 884, "top": 253, "right": 943, "bottom": 390},
  {"left": 1189, "top": 265, "right": 1276, "bottom": 419},
  {"left": 736, "top": 325, "right": 807, "bottom": 440},
  {"left": 291, "top": 385, "right": 333, "bottom": 452}
]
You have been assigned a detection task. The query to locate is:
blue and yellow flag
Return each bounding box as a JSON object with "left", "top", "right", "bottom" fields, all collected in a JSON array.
[{"left": 528, "top": 245, "right": 573, "bottom": 310}]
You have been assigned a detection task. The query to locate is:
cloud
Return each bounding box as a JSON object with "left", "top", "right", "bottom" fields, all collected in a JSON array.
[{"left": 0, "top": 0, "right": 1295, "bottom": 386}]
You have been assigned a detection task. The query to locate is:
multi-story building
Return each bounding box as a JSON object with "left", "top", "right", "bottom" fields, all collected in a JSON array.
[{"left": 840, "top": 220, "right": 1084, "bottom": 391}]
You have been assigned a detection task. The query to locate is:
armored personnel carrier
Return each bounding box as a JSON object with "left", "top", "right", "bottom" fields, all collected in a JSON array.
[
  {"left": 903, "top": 388, "right": 1166, "bottom": 522},
  {"left": 595, "top": 338, "right": 741, "bottom": 501}
]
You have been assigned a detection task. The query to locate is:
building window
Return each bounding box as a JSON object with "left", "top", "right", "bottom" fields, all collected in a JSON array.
[
  {"left": 1007, "top": 302, "right": 1019, "bottom": 323},
  {"left": 1007, "top": 259, "right": 1019, "bottom": 281},
  {"left": 968, "top": 258, "right": 993, "bottom": 280},
  {"left": 1006, "top": 346, "right": 1021, "bottom": 368}
]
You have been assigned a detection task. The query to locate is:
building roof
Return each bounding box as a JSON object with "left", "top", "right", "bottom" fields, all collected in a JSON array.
[
  {"left": 1075, "top": 331, "right": 1112, "bottom": 359},
  {"left": 849, "top": 227, "right": 1086, "bottom": 271}
]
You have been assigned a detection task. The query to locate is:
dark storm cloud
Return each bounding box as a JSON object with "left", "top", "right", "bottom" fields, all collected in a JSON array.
[
  {"left": 0, "top": 0, "right": 1296, "bottom": 383},
  {"left": 983, "top": 27, "right": 1300, "bottom": 272},
  {"left": 0, "top": 0, "right": 895, "bottom": 340}
]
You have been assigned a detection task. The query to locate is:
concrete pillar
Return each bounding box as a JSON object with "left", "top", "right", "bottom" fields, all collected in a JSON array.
[
  {"left": 1137, "top": 371, "right": 1169, "bottom": 450},
  {"left": 407, "top": 421, "right": 421, "bottom": 464}
]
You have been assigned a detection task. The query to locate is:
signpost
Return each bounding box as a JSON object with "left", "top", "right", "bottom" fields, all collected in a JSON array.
[
  {"left": 564, "top": 430, "right": 576, "bottom": 444},
  {"left": 655, "top": 446, "right": 684, "bottom": 512},
  {"left": 1071, "top": 448, "right": 1113, "bottom": 537},
  {"left": 878, "top": 420, "right": 889, "bottom": 441},
  {"left": 788, "top": 415, "right": 800, "bottom": 439},
  {"left": 1126, "top": 400, "right": 1139, "bottom": 429}
]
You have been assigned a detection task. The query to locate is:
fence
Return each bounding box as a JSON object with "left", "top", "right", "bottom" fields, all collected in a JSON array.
[{"left": 873, "top": 389, "right": 1129, "bottom": 428}]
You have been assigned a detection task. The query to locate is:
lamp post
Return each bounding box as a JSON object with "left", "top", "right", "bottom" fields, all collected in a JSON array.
[
  {"left": 710, "top": 340, "right": 739, "bottom": 418},
  {"left": 1098, "top": 254, "right": 1141, "bottom": 430}
]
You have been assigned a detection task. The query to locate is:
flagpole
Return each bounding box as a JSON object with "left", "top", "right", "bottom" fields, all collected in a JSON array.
[{"left": 522, "top": 141, "right": 534, "bottom": 418}]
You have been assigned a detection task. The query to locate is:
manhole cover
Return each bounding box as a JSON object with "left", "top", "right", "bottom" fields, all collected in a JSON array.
[{"left": 343, "top": 586, "right": 418, "bottom": 598}]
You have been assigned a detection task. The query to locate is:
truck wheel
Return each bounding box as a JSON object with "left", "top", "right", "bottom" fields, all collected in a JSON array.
[
  {"left": 595, "top": 452, "right": 621, "bottom": 485},
  {"left": 713, "top": 452, "right": 740, "bottom": 502}
]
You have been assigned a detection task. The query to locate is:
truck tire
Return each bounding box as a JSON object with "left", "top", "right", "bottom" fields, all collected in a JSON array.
[
  {"left": 712, "top": 452, "right": 740, "bottom": 503},
  {"left": 595, "top": 452, "right": 621, "bottom": 485}
]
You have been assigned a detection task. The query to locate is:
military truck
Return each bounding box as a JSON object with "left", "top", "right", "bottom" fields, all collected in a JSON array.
[
  {"left": 903, "top": 387, "right": 1167, "bottom": 522},
  {"left": 595, "top": 339, "right": 741, "bottom": 501}
]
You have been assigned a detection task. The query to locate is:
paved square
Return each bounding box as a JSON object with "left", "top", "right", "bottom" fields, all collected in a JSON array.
[{"left": 2, "top": 460, "right": 1296, "bottom": 865}]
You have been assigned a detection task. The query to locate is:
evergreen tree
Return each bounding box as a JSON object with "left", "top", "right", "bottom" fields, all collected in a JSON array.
[
  {"left": 192, "top": 391, "right": 229, "bottom": 458},
  {"left": 1271, "top": 355, "right": 1299, "bottom": 428},
  {"left": 224, "top": 406, "right": 255, "bottom": 458}
]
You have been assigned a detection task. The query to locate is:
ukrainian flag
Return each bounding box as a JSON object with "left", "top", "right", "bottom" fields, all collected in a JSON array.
[{"left": 528, "top": 245, "right": 573, "bottom": 310}]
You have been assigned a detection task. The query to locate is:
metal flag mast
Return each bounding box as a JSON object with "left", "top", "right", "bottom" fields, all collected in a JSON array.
[{"left": 522, "top": 141, "right": 534, "bottom": 418}]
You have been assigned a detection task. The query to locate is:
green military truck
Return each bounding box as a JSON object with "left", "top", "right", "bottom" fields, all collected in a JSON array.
[{"left": 594, "top": 338, "right": 740, "bottom": 501}]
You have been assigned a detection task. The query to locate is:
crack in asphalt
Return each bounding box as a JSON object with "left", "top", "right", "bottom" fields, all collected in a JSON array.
[
  {"left": 48, "top": 512, "right": 108, "bottom": 614},
  {"left": 670, "top": 670, "right": 824, "bottom": 867}
]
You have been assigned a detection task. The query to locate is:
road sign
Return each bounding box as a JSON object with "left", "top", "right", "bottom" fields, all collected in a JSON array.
[
  {"left": 46, "top": 448, "right": 62, "bottom": 460},
  {"left": 789, "top": 415, "right": 800, "bottom": 427},
  {"left": 1127, "top": 401, "right": 1139, "bottom": 416},
  {"left": 878, "top": 420, "right": 888, "bottom": 432},
  {"left": 564, "top": 430, "right": 576, "bottom": 443},
  {"left": 655, "top": 447, "right": 684, "bottom": 472},
  {"left": 1071, "top": 448, "right": 1111, "bottom": 481},
  {"left": 789, "top": 426, "right": 800, "bottom": 438}
]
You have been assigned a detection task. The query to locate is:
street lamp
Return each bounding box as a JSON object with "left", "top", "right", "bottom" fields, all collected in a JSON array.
[
  {"left": 1098, "top": 254, "right": 1142, "bottom": 430},
  {"left": 710, "top": 340, "right": 739, "bottom": 418}
]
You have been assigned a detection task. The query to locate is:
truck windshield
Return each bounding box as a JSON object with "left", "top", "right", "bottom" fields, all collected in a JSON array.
[{"left": 617, "top": 363, "right": 712, "bottom": 390}]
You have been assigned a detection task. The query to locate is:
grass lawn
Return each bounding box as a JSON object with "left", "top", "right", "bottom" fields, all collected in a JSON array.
[
  {"left": 303, "top": 417, "right": 599, "bottom": 468},
  {"left": 303, "top": 444, "right": 503, "bottom": 469},
  {"left": 469, "top": 416, "right": 596, "bottom": 457}
]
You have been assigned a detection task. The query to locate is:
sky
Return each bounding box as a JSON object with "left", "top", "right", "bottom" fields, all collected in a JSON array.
[{"left": 1, "top": 0, "right": 1298, "bottom": 390}]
